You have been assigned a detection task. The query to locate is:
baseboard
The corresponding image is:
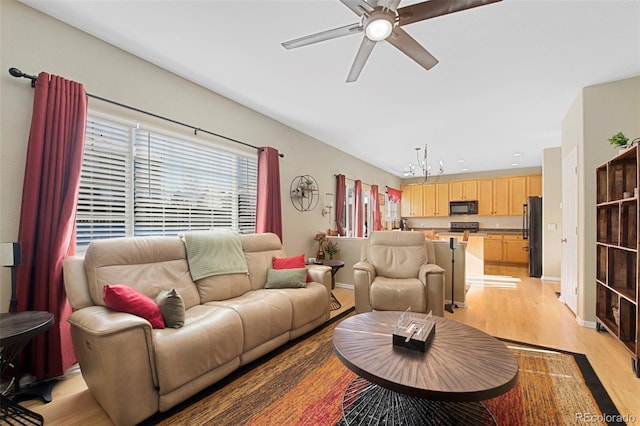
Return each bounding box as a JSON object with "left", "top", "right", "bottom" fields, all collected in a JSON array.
[
  {"left": 541, "top": 275, "right": 560, "bottom": 282},
  {"left": 335, "top": 282, "right": 354, "bottom": 290},
  {"left": 445, "top": 299, "right": 468, "bottom": 308},
  {"left": 576, "top": 316, "right": 597, "bottom": 329}
]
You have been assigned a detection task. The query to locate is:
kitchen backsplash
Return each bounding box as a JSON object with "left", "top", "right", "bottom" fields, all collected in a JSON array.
[{"left": 405, "top": 215, "right": 523, "bottom": 230}]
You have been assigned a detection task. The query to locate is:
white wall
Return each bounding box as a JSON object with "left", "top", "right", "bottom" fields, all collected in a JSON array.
[
  {"left": 0, "top": 0, "right": 401, "bottom": 311},
  {"left": 542, "top": 147, "right": 562, "bottom": 280},
  {"left": 562, "top": 75, "right": 640, "bottom": 324}
]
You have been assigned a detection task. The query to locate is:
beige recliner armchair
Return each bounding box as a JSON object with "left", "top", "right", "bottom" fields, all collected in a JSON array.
[{"left": 353, "top": 231, "right": 445, "bottom": 316}]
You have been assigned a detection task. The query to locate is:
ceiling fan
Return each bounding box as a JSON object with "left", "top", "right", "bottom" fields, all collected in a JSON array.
[{"left": 282, "top": 0, "right": 501, "bottom": 82}]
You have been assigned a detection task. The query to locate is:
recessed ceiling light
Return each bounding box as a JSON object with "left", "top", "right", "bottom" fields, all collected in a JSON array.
[
  {"left": 513, "top": 153, "right": 523, "bottom": 157},
  {"left": 511, "top": 162, "right": 519, "bottom": 167},
  {"left": 457, "top": 159, "right": 465, "bottom": 163},
  {"left": 461, "top": 167, "right": 469, "bottom": 172}
]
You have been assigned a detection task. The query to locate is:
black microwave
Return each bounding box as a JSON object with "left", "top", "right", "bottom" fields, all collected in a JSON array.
[{"left": 449, "top": 200, "right": 478, "bottom": 215}]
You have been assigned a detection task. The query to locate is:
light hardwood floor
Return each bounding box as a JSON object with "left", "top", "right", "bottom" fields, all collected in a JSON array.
[{"left": 20, "top": 268, "right": 640, "bottom": 424}]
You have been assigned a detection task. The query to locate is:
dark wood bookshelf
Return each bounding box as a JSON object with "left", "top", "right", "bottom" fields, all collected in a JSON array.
[{"left": 595, "top": 145, "right": 639, "bottom": 377}]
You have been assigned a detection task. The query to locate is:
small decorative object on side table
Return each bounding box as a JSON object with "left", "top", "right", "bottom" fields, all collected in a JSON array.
[{"left": 313, "top": 232, "right": 328, "bottom": 261}]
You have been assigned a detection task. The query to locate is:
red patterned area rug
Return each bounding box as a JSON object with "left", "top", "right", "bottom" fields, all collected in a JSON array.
[{"left": 143, "top": 310, "right": 621, "bottom": 426}]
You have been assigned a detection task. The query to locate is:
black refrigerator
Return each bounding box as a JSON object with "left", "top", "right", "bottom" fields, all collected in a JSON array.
[{"left": 523, "top": 196, "right": 542, "bottom": 277}]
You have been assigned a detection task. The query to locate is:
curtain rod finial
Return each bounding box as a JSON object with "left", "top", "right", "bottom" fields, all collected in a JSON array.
[{"left": 9, "top": 67, "right": 37, "bottom": 87}]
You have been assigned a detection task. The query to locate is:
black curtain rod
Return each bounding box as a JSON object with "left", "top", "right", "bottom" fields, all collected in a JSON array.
[{"left": 8, "top": 67, "right": 284, "bottom": 158}]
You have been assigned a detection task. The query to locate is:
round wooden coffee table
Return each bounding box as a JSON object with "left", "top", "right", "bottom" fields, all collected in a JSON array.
[{"left": 333, "top": 311, "right": 519, "bottom": 425}]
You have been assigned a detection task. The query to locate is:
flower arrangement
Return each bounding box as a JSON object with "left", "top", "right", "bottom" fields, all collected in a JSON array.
[
  {"left": 313, "top": 232, "right": 328, "bottom": 260},
  {"left": 313, "top": 232, "right": 328, "bottom": 243},
  {"left": 324, "top": 240, "right": 340, "bottom": 258}
]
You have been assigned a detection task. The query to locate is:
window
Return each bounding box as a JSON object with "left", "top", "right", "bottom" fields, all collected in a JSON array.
[{"left": 76, "top": 114, "right": 257, "bottom": 252}]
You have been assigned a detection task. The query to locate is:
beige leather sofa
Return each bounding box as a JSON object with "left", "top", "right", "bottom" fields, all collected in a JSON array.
[
  {"left": 63, "top": 233, "right": 331, "bottom": 426},
  {"left": 353, "top": 231, "right": 445, "bottom": 316}
]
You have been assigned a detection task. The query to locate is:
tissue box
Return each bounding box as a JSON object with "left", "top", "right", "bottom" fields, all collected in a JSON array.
[{"left": 392, "top": 318, "right": 436, "bottom": 352}]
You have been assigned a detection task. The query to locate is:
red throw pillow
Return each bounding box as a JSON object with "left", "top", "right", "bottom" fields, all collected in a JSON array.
[
  {"left": 272, "top": 254, "right": 312, "bottom": 283},
  {"left": 103, "top": 284, "right": 165, "bottom": 329}
]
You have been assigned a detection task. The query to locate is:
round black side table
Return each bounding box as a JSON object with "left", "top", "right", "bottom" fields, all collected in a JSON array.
[{"left": 0, "top": 311, "right": 54, "bottom": 425}]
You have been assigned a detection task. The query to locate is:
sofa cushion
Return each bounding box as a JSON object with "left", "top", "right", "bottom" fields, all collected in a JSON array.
[
  {"left": 241, "top": 233, "right": 287, "bottom": 291},
  {"left": 103, "top": 284, "right": 165, "bottom": 329},
  {"left": 370, "top": 277, "right": 426, "bottom": 313},
  {"left": 152, "top": 305, "right": 243, "bottom": 395},
  {"left": 368, "top": 231, "right": 428, "bottom": 279},
  {"left": 269, "top": 282, "right": 329, "bottom": 330},
  {"left": 155, "top": 289, "right": 185, "bottom": 328},
  {"left": 84, "top": 236, "right": 200, "bottom": 310},
  {"left": 265, "top": 268, "right": 307, "bottom": 289},
  {"left": 207, "top": 289, "right": 292, "bottom": 353},
  {"left": 195, "top": 273, "right": 252, "bottom": 303},
  {"left": 272, "top": 254, "right": 312, "bottom": 283}
]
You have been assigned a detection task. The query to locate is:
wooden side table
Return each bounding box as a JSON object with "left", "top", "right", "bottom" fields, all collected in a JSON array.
[{"left": 0, "top": 311, "right": 54, "bottom": 425}]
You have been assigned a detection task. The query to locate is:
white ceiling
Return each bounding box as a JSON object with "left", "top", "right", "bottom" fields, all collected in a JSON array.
[{"left": 21, "top": 0, "right": 640, "bottom": 177}]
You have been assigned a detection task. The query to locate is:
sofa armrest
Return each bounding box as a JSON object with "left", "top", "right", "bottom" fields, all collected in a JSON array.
[
  {"left": 418, "top": 263, "right": 445, "bottom": 317},
  {"left": 63, "top": 255, "right": 93, "bottom": 310},
  {"left": 307, "top": 265, "right": 332, "bottom": 302},
  {"left": 68, "top": 306, "right": 160, "bottom": 425},
  {"left": 353, "top": 261, "right": 376, "bottom": 313}
]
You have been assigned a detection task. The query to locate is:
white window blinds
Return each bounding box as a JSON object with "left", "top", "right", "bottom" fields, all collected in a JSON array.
[
  {"left": 76, "top": 118, "right": 132, "bottom": 249},
  {"left": 76, "top": 114, "right": 257, "bottom": 251}
]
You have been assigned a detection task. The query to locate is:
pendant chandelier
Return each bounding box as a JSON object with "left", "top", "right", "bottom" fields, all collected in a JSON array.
[{"left": 402, "top": 144, "right": 444, "bottom": 182}]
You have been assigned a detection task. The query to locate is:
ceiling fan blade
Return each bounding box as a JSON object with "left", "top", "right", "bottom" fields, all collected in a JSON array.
[
  {"left": 346, "top": 37, "right": 377, "bottom": 82},
  {"left": 282, "top": 23, "right": 362, "bottom": 50},
  {"left": 398, "top": 0, "right": 502, "bottom": 26},
  {"left": 339, "top": 0, "right": 375, "bottom": 17},
  {"left": 386, "top": 27, "right": 439, "bottom": 70}
]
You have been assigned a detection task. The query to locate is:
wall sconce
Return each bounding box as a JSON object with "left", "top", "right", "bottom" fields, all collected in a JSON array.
[{"left": 322, "top": 193, "right": 334, "bottom": 217}]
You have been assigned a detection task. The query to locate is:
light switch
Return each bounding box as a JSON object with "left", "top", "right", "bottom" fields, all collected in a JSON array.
[{"left": 547, "top": 223, "right": 557, "bottom": 231}]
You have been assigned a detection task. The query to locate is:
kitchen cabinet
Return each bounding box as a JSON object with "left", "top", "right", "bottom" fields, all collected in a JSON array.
[
  {"left": 424, "top": 183, "right": 449, "bottom": 217},
  {"left": 528, "top": 174, "right": 542, "bottom": 197},
  {"left": 449, "top": 180, "right": 478, "bottom": 201},
  {"left": 401, "top": 184, "right": 423, "bottom": 217},
  {"left": 484, "top": 234, "right": 504, "bottom": 262},
  {"left": 509, "top": 176, "right": 528, "bottom": 216},
  {"left": 484, "top": 233, "right": 528, "bottom": 264},
  {"left": 478, "top": 178, "right": 509, "bottom": 216},
  {"left": 503, "top": 234, "right": 529, "bottom": 264},
  {"left": 510, "top": 175, "right": 543, "bottom": 215}
]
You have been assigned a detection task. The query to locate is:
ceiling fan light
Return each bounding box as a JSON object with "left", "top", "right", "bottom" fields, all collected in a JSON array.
[{"left": 365, "top": 17, "right": 393, "bottom": 41}]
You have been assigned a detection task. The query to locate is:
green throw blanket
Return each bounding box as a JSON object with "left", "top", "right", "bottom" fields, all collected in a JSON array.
[{"left": 181, "top": 230, "right": 248, "bottom": 281}]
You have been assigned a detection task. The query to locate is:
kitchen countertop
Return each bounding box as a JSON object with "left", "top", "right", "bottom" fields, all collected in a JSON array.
[{"left": 412, "top": 227, "right": 523, "bottom": 235}]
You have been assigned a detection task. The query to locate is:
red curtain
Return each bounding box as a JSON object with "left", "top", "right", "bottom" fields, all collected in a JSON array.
[
  {"left": 386, "top": 186, "right": 402, "bottom": 203},
  {"left": 335, "top": 174, "right": 346, "bottom": 236},
  {"left": 16, "top": 72, "right": 87, "bottom": 379},
  {"left": 256, "top": 147, "right": 282, "bottom": 240},
  {"left": 354, "top": 180, "right": 363, "bottom": 237},
  {"left": 371, "top": 185, "right": 382, "bottom": 231}
]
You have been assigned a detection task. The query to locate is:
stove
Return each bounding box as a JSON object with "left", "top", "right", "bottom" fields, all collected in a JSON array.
[{"left": 449, "top": 221, "right": 480, "bottom": 233}]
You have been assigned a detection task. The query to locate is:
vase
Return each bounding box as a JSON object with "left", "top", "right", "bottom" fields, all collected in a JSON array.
[{"left": 316, "top": 243, "right": 325, "bottom": 261}]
